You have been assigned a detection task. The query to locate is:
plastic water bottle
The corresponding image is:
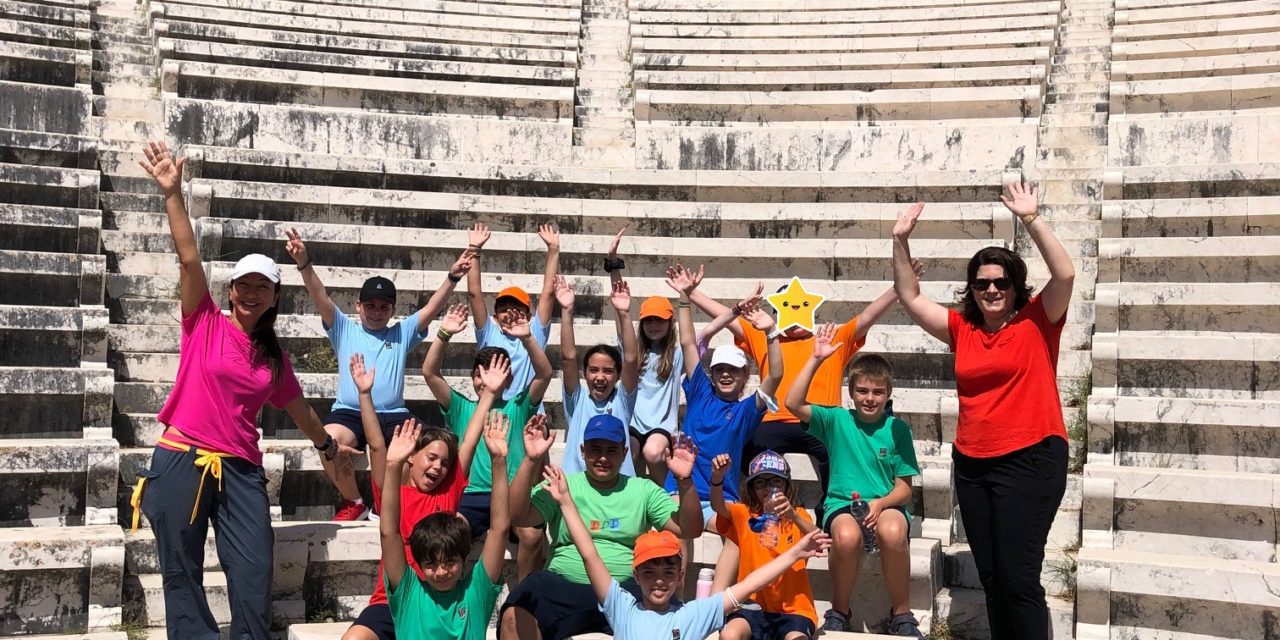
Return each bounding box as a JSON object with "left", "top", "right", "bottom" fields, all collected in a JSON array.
[
  {"left": 758, "top": 488, "right": 780, "bottom": 549},
  {"left": 696, "top": 568, "right": 714, "bottom": 599},
  {"left": 850, "top": 492, "right": 879, "bottom": 555}
]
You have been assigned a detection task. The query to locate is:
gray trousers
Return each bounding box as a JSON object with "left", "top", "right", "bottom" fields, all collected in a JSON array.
[{"left": 140, "top": 445, "right": 274, "bottom": 640}]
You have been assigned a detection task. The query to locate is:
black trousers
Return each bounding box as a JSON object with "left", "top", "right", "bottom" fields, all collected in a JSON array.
[
  {"left": 742, "top": 420, "right": 830, "bottom": 522},
  {"left": 952, "top": 435, "right": 1068, "bottom": 640},
  {"left": 140, "top": 446, "right": 274, "bottom": 640}
]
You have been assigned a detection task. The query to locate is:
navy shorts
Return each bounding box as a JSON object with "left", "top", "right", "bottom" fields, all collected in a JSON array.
[
  {"left": 457, "top": 491, "right": 535, "bottom": 543},
  {"left": 324, "top": 409, "right": 420, "bottom": 452},
  {"left": 500, "top": 571, "right": 641, "bottom": 640},
  {"left": 350, "top": 603, "right": 394, "bottom": 640},
  {"left": 822, "top": 504, "right": 910, "bottom": 533},
  {"left": 727, "top": 609, "right": 816, "bottom": 639},
  {"left": 628, "top": 427, "right": 672, "bottom": 450}
]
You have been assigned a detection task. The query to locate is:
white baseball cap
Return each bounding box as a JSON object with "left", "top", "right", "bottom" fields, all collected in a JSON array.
[
  {"left": 709, "top": 345, "right": 748, "bottom": 369},
  {"left": 229, "top": 253, "right": 281, "bottom": 284}
]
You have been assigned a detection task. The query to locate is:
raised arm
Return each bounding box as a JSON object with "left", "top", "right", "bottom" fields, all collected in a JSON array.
[
  {"left": 742, "top": 303, "right": 782, "bottom": 411},
  {"left": 282, "top": 228, "right": 337, "bottom": 328},
  {"left": 421, "top": 304, "right": 468, "bottom": 411},
  {"left": 1002, "top": 180, "right": 1074, "bottom": 324},
  {"left": 480, "top": 411, "right": 513, "bottom": 583},
  {"left": 465, "top": 223, "right": 491, "bottom": 331},
  {"left": 605, "top": 226, "right": 626, "bottom": 288},
  {"left": 536, "top": 224, "right": 561, "bottom": 325},
  {"left": 460, "top": 354, "right": 508, "bottom": 480},
  {"left": 854, "top": 259, "right": 923, "bottom": 341},
  {"left": 543, "top": 464, "right": 612, "bottom": 604},
  {"left": 380, "top": 422, "right": 421, "bottom": 591},
  {"left": 352, "top": 354, "right": 389, "bottom": 488},
  {"left": 784, "top": 323, "right": 843, "bottom": 424},
  {"left": 509, "top": 414, "right": 554, "bottom": 527},
  {"left": 666, "top": 264, "right": 703, "bottom": 378},
  {"left": 709, "top": 453, "right": 733, "bottom": 523},
  {"left": 722, "top": 529, "right": 831, "bottom": 615},
  {"left": 687, "top": 268, "right": 747, "bottom": 342},
  {"left": 415, "top": 247, "right": 475, "bottom": 333},
  {"left": 554, "top": 275, "right": 580, "bottom": 396},
  {"left": 610, "top": 278, "right": 640, "bottom": 392},
  {"left": 140, "top": 141, "right": 206, "bottom": 316},
  {"left": 504, "top": 309, "right": 553, "bottom": 405},
  {"left": 767, "top": 487, "right": 817, "bottom": 535},
  {"left": 697, "top": 282, "right": 762, "bottom": 346},
  {"left": 662, "top": 434, "right": 705, "bottom": 539},
  {"left": 891, "top": 203, "right": 951, "bottom": 345}
]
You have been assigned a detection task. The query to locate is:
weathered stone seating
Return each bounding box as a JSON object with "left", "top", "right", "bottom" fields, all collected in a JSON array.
[
  {"left": 0, "top": 203, "right": 100, "bottom": 254},
  {"left": 0, "top": 40, "right": 90, "bottom": 85},
  {"left": 630, "top": 14, "right": 1059, "bottom": 41},
  {"left": 0, "top": 0, "right": 90, "bottom": 29},
  {"left": 0, "top": 438, "right": 118, "bottom": 526},
  {"left": 635, "top": 65, "right": 1047, "bottom": 92},
  {"left": 158, "top": 39, "right": 575, "bottom": 87},
  {"left": 0, "top": 81, "right": 93, "bottom": 135},
  {"left": 162, "top": 0, "right": 582, "bottom": 34},
  {"left": 635, "top": 46, "right": 1052, "bottom": 73},
  {"left": 631, "top": 24, "right": 1056, "bottom": 55},
  {"left": 631, "top": 0, "right": 1060, "bottom": 25},
  {"left": 0, "top": 129, "right": 98, "bottom": 170},
  {"left": 159, "top": 60, "right": 574, "bottom": 122},
  {"left": 0, "top": 525, "right": 124, "bottom": 635}
]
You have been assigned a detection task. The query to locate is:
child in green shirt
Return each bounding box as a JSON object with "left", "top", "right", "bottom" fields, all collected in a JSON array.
[
  {"left": 785, "top": 325, "right": 923, "bottom": 638},
  {"left": 380, "top": 412, "right": 515, "bottom": 640}
]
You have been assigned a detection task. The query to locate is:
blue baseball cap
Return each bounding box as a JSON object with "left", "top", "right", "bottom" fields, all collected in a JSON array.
[{"left": 583, "top": 414, "right": 627, "bottom": 443}]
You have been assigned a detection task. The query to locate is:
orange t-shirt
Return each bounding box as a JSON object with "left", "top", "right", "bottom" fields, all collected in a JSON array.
[
  {"left": 948, "top": 295, "right": 1068, "bottom": 458},
  {"left": 715, "top": 502, "right": 818, "bottom": 625},
  {"left": 736, "top": 316, "right": 866, "bottom": 423}
]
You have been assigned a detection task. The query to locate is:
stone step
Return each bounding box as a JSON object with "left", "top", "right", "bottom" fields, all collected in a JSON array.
[
  {"left": 943, "top": 543, "right": 1078, "bottom": 600},
  {"left": 573, "top": 126, "right": 635, "bottom": 146},
  {"left": 0, "top": 365, "right": 114, "bottom": 439},
  {"left": 0, "top": 202, "right": 100, "bottom": 254},
  {"left": 94, "top": 41, "right": 153, "bottom": 58},
  {"left": 0, "top": 525, "right": 125, "bottom": 636},
  {"left": 0, "top": 162, "right": 98, "bottom": 209},
  {"left": 935, "top": 587, "right": 1074, "bottom": 640},
  {"left": 1039, "top": 112, "right": 1108, "bottom": 127},
  {"left": 98, "top": 191, "right": 162, "bottom": 213},
  {"left": 1038, "top": 147, "right": 1108, "bottom": 168},
  {"left": 127, "top": 571, "right": 236, "bottom": 628},
  {"left": 0, "top": 303, "right": 107, "bottom": 368},
  {"left": 1095, "top": 281, "right": 1278, "bottom": 334},
  {"left": 92, "top": 49, "right": 153, "bottom": 66},
  {"left": 286, "top": 622, "right": 904, "bottom": 640},
  {"left": 0, "top": 249, "right": 105, "bottom": 307},
  {"left": 99, "top": 82, "right": 157, "bottom": 100},
  {"left": 1103, "top": 194, "right": 1280, "bottom": 238},
  {"left": 0, "top": 438, "right": 118, "bottom": 526},
  {"left": 92, "top": 31, "right": 151, "bottom": 47},
  {"left": 1087, "top": 396, "right": 1280, "bottom": 474}
]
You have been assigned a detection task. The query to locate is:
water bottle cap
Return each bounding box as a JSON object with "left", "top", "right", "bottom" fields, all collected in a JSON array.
[
  {"left": 852, "top": 492, "right": 861, "bottom": 500},
  {"left": 698, "top": 568, "right": 714, "bottom": 580}
]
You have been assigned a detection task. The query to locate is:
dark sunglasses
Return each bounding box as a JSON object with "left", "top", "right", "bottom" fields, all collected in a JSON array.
[{"left": 971, "top": 277, "right": 1013, "bottom": 291}]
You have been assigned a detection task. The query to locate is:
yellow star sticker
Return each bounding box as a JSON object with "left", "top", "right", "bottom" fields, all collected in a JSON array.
[{"left": 766, "top": 277, "right": 826, "bottom": 332}]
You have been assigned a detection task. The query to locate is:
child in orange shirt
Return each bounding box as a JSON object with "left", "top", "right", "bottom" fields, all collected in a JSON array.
[{"left": 710, "top": 451, "right": 819, "bottom": 640}]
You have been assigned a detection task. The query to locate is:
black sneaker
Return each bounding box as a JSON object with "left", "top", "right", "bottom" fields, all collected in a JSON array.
[
  {"left": 887, "top": 610, "right": 924, "bottom": 639},
  {"left": 822, "top": 608, "right": 851, "bottom": 632}
]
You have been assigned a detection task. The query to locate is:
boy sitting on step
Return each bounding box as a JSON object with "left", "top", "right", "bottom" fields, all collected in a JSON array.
[
  {"left": 785, "top": 330, "right": 923, "bottom": 638},
  {"left": 540, "top": 462, "right": 832, "bottom": 640},
  {"left": 377, "top": 413, "right": 514, "bottom": 640}
]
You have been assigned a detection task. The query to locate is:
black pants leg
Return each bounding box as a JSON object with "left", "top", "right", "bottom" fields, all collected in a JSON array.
[
  {"left": 211, "top": 457, "right": 275, "bottom": 640},
  {"left": 952, "top": 436, "right": 1068, "bottom": 640},
  {"left": 743, "top": 420, "right": 831, "bottom": 521}
]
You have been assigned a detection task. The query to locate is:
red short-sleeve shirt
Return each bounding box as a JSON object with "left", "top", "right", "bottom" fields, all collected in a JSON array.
[{"left": 948, "top": 295, "right": 1067, "bottom": 458}]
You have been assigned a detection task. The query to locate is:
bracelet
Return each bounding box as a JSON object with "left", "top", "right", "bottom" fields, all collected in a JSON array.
[
  {"left": 447, "top": 272, "right": 463, "bottom": 284},
  {"left": 731, "top": 303, "right": 742, "bottom": 317},
  {"left": 1020, "top": 214, "right": 1039, "bottom": 226},
  {"left": 710, "top": 480, "right": 723, "bottom": 487},
  {"left": 296, "top": 260, "right": 311, "bottom": 271},
  {"left": 467, "top": 243, "right": 480, "bottom": 249},
  {"left": 436, "top": 328, "right": 454, "bottom": 342},
  {"left": 725, "top": 588, "right": 742, "bottom": 611},
  {"left": 676, "top": 300, "right": 691, "bottom": 309}
]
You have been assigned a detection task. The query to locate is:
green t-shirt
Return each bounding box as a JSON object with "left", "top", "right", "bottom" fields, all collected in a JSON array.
[
  {"left": 806, "top": 405, "right": 921, "bottom": 520},
  {"left": 385, "top": 560, "right": 501, "bottom": 640},
  {"left": 531, "top": 472, "right": 680, "bottom": 584},
  {"left": 444, "top": 389, "right": 535, "bottom": 493}
]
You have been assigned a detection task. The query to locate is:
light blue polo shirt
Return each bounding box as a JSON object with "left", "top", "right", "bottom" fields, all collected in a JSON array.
[
  {"left": 560, "top": 381, "right": 637, "bottom": 477},
  {"left": 327, "top": 310, "right": 428, "bottom": 414}
]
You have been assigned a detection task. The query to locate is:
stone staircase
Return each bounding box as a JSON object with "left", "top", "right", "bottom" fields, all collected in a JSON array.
[{"left": 571, "top": 0, "right": 636, "bottom": 168}]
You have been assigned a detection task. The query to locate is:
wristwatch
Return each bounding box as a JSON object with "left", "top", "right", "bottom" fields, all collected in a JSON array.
[
  {"left": 603, "top": 257, "right": 625, "bottom": 272},
  {"left": 315, "top": 435, "right": 336, "bottom": 461}
]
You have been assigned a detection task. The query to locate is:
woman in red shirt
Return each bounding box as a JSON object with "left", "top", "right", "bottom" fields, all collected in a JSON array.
[{"left": 889, "top": 181, "right": 1074, "bottom": 640}]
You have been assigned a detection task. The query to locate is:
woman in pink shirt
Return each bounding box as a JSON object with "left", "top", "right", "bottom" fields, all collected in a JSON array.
[{"left": 131, "top": 141, "right": 346, "bottom": 640}]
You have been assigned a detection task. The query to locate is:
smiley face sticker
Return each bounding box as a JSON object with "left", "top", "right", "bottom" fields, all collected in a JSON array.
[{"left": 766, "top": 277, "right": 826, "bottom": 333}]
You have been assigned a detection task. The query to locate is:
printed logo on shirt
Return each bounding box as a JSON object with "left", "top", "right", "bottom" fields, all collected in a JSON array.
[
  {"left": 458, "top": 606, "right": 467, "bottom": 620},
  {"left": 590, "top": 518, "right": 622, "bottom": 531},
  {"left": 879, "top": 447, "right": 888, "bottom": 458}
]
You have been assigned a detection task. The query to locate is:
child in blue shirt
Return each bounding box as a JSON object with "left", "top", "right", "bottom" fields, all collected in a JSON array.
[{"left": 283, "top": 227, "right": 473, "bottom": 521}]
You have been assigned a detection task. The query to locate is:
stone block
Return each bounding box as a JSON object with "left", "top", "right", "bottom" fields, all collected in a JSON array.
[
  {"left": 0, "top": 438, "right": 118, "bottom": 526},
  {"left": 635, "top": 64, "right": 1046, "bottom": 91},
  {"left": 1106, "top": 195, "right": 1280, "bottom": 238},
  {"left": 636, "top": 46, "right": 1052, "bottom": 73},
  {"left": 633, "top": 28, "right": 1056, "bottom": 56},
  {"left": 0, "top": 162, "right": 98, "bottom": 209},
  {"left": 0, "top": 80, "right": 92, "bottom": 135},
  {"left": 0, "top": 203, "right": 100, "bottom": 254},
  {"left": 0, "top": 40, "right": 86, "bottom": 86},
  {"left": 632, "top": 13, "right": 1057, "bottom": 40},
  {"left": 0, "top": 128, "right": 98, "bottom": 170},
  {"left": 0, "top": 366, "right": 114, "bottom": 438},
  {"left": 0, "top": 17, "right": 90, "bottom": 51},
  {"left": 0, "top": 525, "right": 125, "bottom": 635},
  {"left": 935, "top": 587, "right": 1074, "bottom": 640},
  {"left": 1101, "top": 396, "right": 1280, "bottom": 473},
  {"left": 0, "top": 305, "right": 108, "bottom": 367},
  {"left": 1095, "top": 281, "right": 1279, "bottom": 334}
]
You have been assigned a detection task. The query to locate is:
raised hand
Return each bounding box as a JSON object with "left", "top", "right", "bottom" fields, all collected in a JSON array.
[
  {"left": 790, "top": 529, "right": 833, "bottom": 559},
  {"left": 483, "top": 410, "right": 510, "bottom": 458},
  {"left": 350, "top": 353, "right": 376, "bottom": 394},
  {"left": 450, "top": 248, "right": 476, "bottom": 279},
  {"left": 910, "top": 257, "right": 925, "bottom": 279},
  {"left": 743, "top": 301, "right": 776, "bottom": 333},
  {"left": 811, "top": 323, "right": 844, "bottom": 361},
  {"left": 386, "top": 420, "right": 421, "bottom": 466},
  {"left": 467, "top": 223, "right": 491, "bottom": 250},
  {"left": 609, "top": 278, "right": 631, "bottom": 313},
  {"left": 542, "top": 463, "right": 571, "bottom": 504},
  {"left": 522, "top": 414, "right": 555, "bottom": 459},
  {"left": 710, "top": 453, "right": 731, "bottom": 483},
  {"left": 478, "top": 352, "right": 511, "bottom": 392},
  {"left": 891, "top": 203, "right": 925, "bottom": 241},
  {"left": 139, "top": 140, "right": 185, "bottom": 197},
  {"left": 538, "top": 224, "right": 560, "bottom": 251},
  {"left": 553, "top": 274, "right": 575, "bottom": 309},
  {"left": 283, "top": 227, "right": 309, "bottom": 266},
  {"left": 664, "top": 263, "right": 704, "bottom": 296},
  {"left": 736, "top": 281, "right": 764, "bottom": 314},
  {"left": 441, "top": 303, "right": 469, "bottom": 335},
  {"left": 666, "top": 433, "right": 699, "bottom": 480},
  {"left": 1001, "top": 180, "right": 1039, "bottom": 221},
  {"left": 768, "top": 490, "right": 797, "bottom": 520},
  {"left": 502, "top": 308, "right": 532, "bottom": 338},
  {"left": 607, "top": 226, "right": 627, "bottom": 259}
]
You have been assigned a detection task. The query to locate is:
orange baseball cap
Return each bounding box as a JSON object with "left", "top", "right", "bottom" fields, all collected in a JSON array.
[
  {"left": 632, "top": 530, "right": 681, "bottom": 568},
  {"left": 639, "top": 296, "right": 674, "bottom": 320},
  {"left": 496, "top": 286, "right": 531, "bottom": 308}
]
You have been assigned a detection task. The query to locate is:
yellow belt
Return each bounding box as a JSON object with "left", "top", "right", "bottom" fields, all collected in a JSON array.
[{"left": 130, "top": 437, "right": 230, "bottom": 532}]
